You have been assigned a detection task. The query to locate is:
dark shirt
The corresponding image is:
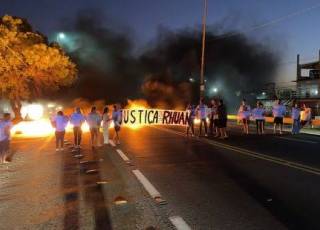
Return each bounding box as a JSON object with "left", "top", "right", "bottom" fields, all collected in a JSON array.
[{"left": 217, "top": 104, "right": 227, "bottom": 120}]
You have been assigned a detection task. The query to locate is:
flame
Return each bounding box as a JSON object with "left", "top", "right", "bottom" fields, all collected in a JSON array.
[
  {"left": 12, "top": 120, "right": 94, "bottom": 138},
  {"left": 126, "top": 99, "right": 149, "bottom": 110},
  {"left": 11, "top": 119, "right": 54, "bottom": 138}
]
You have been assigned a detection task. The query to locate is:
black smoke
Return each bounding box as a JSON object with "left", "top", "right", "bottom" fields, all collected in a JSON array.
[{"left": 57, "top": 9, "right": 280, "bottom": 110}]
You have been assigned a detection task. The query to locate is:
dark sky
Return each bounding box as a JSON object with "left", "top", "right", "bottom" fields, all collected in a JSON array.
[{"left": 1, "top": 0, "right": 320, "bottom": 82}]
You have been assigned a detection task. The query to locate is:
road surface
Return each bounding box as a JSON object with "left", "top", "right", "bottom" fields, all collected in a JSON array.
[{"left": 0, "top": 124, "right": 319, "bottom": 229}]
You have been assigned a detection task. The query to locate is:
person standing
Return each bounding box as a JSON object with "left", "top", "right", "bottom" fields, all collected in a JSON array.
[
  {"left": 186, "top": 104, "right": 196, "bottom": 137},
  {"left": 102, "top": 106, "right": 112, "bottom": 145},
  {"left": 70, "top": 107, "right": 86, "bottom": 148},
  {"left": 112, "top": 104, "right": 122, "bottom": 145},
  {"left": 252, "top": 101, "right": 265, "bottom": 135},
  {"left": 238, "top": 99, "right": 251, "bottom": 134},
  {"left": 217, "top": 99, "right": 228, "bottom": 139},
  {"left": 87, "top": 106, "right": 102, "bottom": 148},
  {"left": 197, "top": 98, "right": 208, "bottom": 137},
  {"left": 272, "top": 99, "right": 286, "bottom": 134},
  {"left": 300, "top": 104, "right": 312, "bottom": 128},
  {"left": 209, "top": 99, "right": 219, "bottom": 136},
  {"left": 52, "top": 111, "right": 69, "bottom": 151},
  {"left": 291, "top": 102, "right": 301, "bottom": 134},
  {"left": 0, "top": 113, "right": 12, "bottom": 163}
]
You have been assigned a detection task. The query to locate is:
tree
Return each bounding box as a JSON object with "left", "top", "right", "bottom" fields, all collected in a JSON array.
[{"left": 0, "top": 15, "right": 77, "bottom": 120}]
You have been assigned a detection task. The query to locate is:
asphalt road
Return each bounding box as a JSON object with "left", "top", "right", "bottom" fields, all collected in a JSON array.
[
  {"left": 117, "top": 124, "right": 320, "bottom": 230},
  {"left": 0, "top": 124, "right": 319, "bottom": 230}
]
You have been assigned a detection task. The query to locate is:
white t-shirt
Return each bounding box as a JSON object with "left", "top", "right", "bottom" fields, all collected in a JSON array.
[
  {"left": 238, "top": 105, "right": 251, "bottom": 119},
  {"left": 54, "top": 115, "right": 69, "bottom": 132},
  {"left": 252, "top": 108, "right": 265, "bottom": 120},
  {"left": 87, "top": 112, "right": 101, "bottom": 128},
  {"left": 102, "top": 113, "right": 112, "bottom": 128},
  {"left": 272, "top": 104, "right": 286, "bottom": 118},
  {"left": 197, "top": 104, "right": 208, "bottom": 119},
  {"left": 70, "top": 112, "right": 86, "bottom": 127},
  {"left": 0, "top": 120, "right": 12, "bottom": 141}
]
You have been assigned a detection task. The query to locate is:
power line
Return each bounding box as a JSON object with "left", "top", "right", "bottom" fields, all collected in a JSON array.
[{"left": 214, "top": 2, "right": 320, "bottom": 40}]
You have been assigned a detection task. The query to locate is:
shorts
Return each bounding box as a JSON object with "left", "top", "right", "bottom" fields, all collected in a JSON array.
[
  {"left": 187, "top": 118, "right": 194, "bottom": 126},
  {"left": 0, "top": 139, "right": 9, "bottom": 155},
  {"left": 90, "top": 128, "right": 99, "bottom": 136},
  {"left": 214, "top": 119, "right": 219, "bottom": 127},
  {"left": 217, "top": 119, "right": 227, "bottom": 128},
  {"left": 242, "top": 118, "right": 250, "bottom": 125},
  {"left": 114, "top": 125, "right": 121, "bottom": 132},
  {"left": 274, "top": 117, "right": 283, "bottom": 124}
]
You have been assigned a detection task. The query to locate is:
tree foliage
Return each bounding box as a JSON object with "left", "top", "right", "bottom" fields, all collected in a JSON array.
[{"left": 0, "top": 15, "right": 77, "bottom": 118}]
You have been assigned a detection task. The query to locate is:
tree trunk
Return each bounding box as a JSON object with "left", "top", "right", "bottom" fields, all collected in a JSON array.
[{"left": 10, "top": 100, "right": 22, "bottom": 123}]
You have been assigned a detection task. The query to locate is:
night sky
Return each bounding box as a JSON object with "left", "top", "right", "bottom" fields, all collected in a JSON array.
[{"left": 1, "top": 0, "right": 320, "bottom": 82}]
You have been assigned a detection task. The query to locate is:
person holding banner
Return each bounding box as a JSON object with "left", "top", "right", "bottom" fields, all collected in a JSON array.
[
  {"left": 112, "top": 104, "right": 122, "bottom": 145},
  {"left": 70, "top": 107, "right": 86, "bottom": 148},
  {"left": 102, "top": 106, "right": 112, "bottom": 145},
  {"left": 197, "top": 98, "right": 208, "bottom": 137},
  {"left": 186, "top": 104, "right": 196, "bottom": 137}
]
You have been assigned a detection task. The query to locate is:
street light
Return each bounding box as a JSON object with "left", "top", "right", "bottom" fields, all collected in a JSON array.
[
  {"left": 212, "top": 87, "right": 218, "bottom": 93},
  {"left": 57, "top": 32, "right": 66, "bottom": 43}
]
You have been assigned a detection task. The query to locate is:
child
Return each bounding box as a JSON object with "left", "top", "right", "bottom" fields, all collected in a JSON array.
[{"left": 0, "top": 113, "right": 13, "bottom": 163}]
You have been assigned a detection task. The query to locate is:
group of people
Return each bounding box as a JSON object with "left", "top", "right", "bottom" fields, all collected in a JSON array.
[
  {"left": 238, "top": 99, "right": 312, "bottom": 135},
  {"left": 186, "top": 98, "right": 228, "bottom": 139},
  {"left": 185, "top": 98, "right": 313, "bottom": 139},
  {"left": 51, "top": 104, "right": 122, "bottom": 151}
]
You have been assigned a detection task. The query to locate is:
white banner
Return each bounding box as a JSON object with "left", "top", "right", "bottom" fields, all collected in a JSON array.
[{"left": 122, "top": 109, "right": 189, "bottom": 126}]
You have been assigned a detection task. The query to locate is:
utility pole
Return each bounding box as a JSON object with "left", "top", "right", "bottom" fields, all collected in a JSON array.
[{"left": 200, "top": 0, "right": 207, "bottom": 99}]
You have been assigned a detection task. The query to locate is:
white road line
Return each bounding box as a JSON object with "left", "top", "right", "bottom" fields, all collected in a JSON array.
[
  {"left": 169, "top": 216, "right": 192, "bottom": 230},
  {"left": 132, "top": 169, "right": 161, "bottom": 199},
  {"left": 116, "top": 149, "right": 130, "bottom": 162},
  {"left": 152, "top": 126, "right": 320, "bottom": 176},
  {"left": 109, "top": 140, "right": 116, "bottom": 147},
  {"left": 277, "top": 136, "right": 318, "bottom": 144}
]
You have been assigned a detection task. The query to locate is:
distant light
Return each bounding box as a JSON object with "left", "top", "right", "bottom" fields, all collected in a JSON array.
[
  {"left": 212, "top": 87, "right": 218, "bottom": 93},
  {"left": 262, "top": 92, "right": 266, "bottom": 95},
  {"left": 58, "top": 32, "right": 65, "bottom": 39},
  {"left": 315, "top": 90, "right": 318, "bottom": 95},
  {"left": 47, "top": 103, "right": 55, "bottom": 108},
  {"left": 189, "top": 78, "right": 195, "bottom": 82}
]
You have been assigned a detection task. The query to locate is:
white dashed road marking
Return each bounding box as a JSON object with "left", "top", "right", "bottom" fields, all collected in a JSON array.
[
  {"left": 116, "top": 149, "right": 130, "bottom": 162},
  {"left": 132, "top": 169, "right": 161, "bottom": 199},
  {"left": 169, "top": 216, "right": 192, "bottom": 230}
]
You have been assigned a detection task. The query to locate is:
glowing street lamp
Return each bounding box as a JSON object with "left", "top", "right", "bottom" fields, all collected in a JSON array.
[
  {"left": 212, "top": 87, "right": 218, "bottom": 93},
  {"left": 57, "top": 32, "right": 66, "bottom": 43}
]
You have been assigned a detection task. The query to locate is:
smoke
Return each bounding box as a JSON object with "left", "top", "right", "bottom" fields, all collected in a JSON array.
[
  {"left": 56, "top": 9, "right": 280, "bottom": 111},
  {"left": 140, "top": 28, "right": 280, "bottom": 111}
]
